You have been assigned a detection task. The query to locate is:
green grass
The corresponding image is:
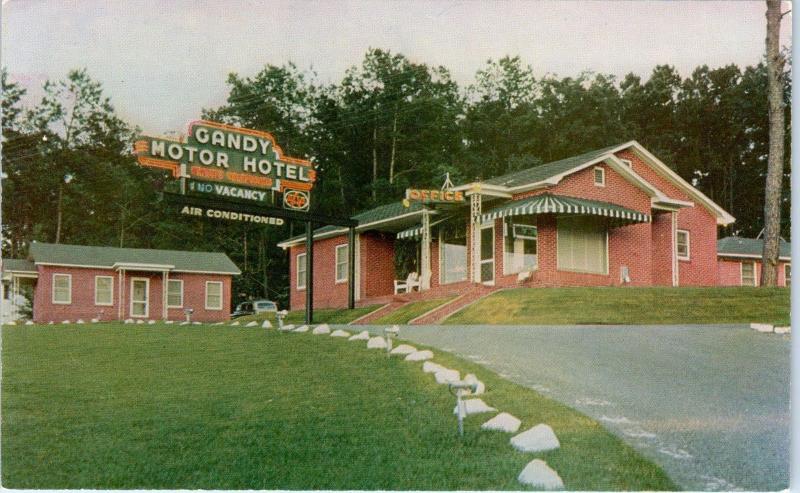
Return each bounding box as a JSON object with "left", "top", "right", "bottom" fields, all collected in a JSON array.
[
  {"left": 446, "top": 287, "right": 791, "bottom": 325},
  {"left": 235, "top": 304, "right": 381, "bottom": 325},
  {"left": 2, "top": 324, "right": 675, "bottom": 490},
  {"left": 372, "top": 297, "right": 456, "bottom": 325}
]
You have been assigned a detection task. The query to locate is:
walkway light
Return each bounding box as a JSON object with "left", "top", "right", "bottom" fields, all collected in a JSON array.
[
  {"left": 276, "top": 310, "right": 288, "bottom": 331},
  {"left": 448, "top": 380, "right": 479, "bottom": 438},
  {"left": 183, "top": 307, "right": 193, "bottom": 322},
  {"left": 384, "top": 325, "right": 399, "bottom": 357}
]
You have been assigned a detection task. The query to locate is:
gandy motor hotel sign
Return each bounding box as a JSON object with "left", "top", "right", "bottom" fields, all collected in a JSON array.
[{"left": 134, "top": 120, "right": 316, "bottom": 207}]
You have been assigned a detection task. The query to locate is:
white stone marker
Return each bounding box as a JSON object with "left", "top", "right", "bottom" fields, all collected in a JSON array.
[
  {"left": 166, "top": 320, "right": 175, "bottom": 324},
  {"left": 481, "top": 412, "right": 521, "bottom": 433},
  {"left": 775, "top": 326, "right": 791, "bottom": 334},
  {"left": 422, "top": 361, "right": 445, "bottom": 373},
  {"left": 147, "top": 320, "right": 156, "bottom": 325},
  {"left": 452, "top": 398, "right": 496, "bottom": 416},
  {"left": 349, "top": 330, "right": 370, "bottom": 341},
  {"left": 293, "top": 325, "right": 310, "bottom": 333},
  {"left": 330, "top": 329, "right": 350, "bottom": 337},
  {"left": 124, "top": 319, "right": 134, "bottom": 324},
  {"left": 511, "top": 424, "right": 560, "bottom": 453},
  {"left": 313, "top": 324, "right": 331, "bottom": 335},
  {"left": 48, "top": 321, "right": 54, "bottom": 325},
  {"left": 280, "top": 324, "right": 296, "bottom": 332},
  {"left": 136, "top": 320, "right": 144, "bottom": 324},
  {"left": 434, "top": 369, "right": 460, "bottom": 384},
  {"left": 464, "top": 373, "right": 486, "bottom": 395},
  {"left": 750, "top": 323, "right": 774, "bottom": 332},
  {"left": 6, "top": 321, "right": 16, "bottom": 326},
  {"left": 62, "top": 320, "right": 71, "bottom": 324},
  {"left": 192, "top": 321, "right": 201, "bottom": 325},
  {"left": 25, "top": 320, "right": 34, "bottom": 325},
  {"left": 76, "top": 319, "right": 85, "bottom": 324},
  {"left": 367, "top": 336, "right": 388, "bottom": 349},
  {"left": 230, "top": 321, "right": 241, "bottom": 326},
  {"left": 211, "top": 322, "right": 222, "bottom": 326},
  {"left": 90, "top": 318, "right": 100, "bottom": 323},
  {"left": 390, "top": 344, "right": 417, "bottom": 355},
  {"left": 262, "top": 320, "right": 272, "bottom": 329},
  {"left": 246, "top": 321, "right": 258, "bottom": 327},
  {"left": 405, "top": 350, "right": 434, "bottom": 362},
  {"left": 517, "top": 459, "right": 564, "bottom": 490},
  {"left": 179, "top": 321, "right": 190, "bottom": 326}
]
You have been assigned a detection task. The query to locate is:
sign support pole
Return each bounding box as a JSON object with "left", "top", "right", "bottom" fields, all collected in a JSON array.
[
  {"left": 305, "top": 221, "right": 314, "bottom": 325},
  {"left": 348, "top": 227, "right": 356, "bottom": 310}
]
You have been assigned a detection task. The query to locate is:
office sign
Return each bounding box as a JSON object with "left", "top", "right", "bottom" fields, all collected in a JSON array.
[
  {"left": 135, "top": 120, "right": 316, "bottom": 194},
  {"left": 403, "top": 188, "right": 465, "bottom": 207}
]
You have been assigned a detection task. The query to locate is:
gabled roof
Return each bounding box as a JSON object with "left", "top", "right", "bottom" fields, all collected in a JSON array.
[
  {"left": 717, "top": 236, "right": 791, "bottom": 260},
  {"left": 28, "top": 242, "right": 241, "bottom": 274},
  {"left": 1, "top": 259, "right": 37, "bottom": 273},
  {"left": 278, "top": 201, "right": 428, "bottom": 248},
  {"left": 484, "top": 144, "right": 623, "bottom": 187}
]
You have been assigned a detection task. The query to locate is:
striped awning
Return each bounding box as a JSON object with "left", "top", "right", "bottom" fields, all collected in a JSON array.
[
  {"left": 396, "top": 217, "right": 453, "bottom": 240},
  {"left": 481, "top": 194, "right": 650, "bottom": 224}
]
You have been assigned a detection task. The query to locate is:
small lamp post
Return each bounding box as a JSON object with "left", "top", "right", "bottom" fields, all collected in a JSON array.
[
  {"left": 183, "top": 307, "right": 193, "bottom": 323},
  {"left": 276, "top": 309, "right": 288, "bottom": 331},
  {"left": 384, "top": 325, "right": 399, "bottom": 357},
  {"left": 448, "top": 380, "right": 478, "bottom": 438}
]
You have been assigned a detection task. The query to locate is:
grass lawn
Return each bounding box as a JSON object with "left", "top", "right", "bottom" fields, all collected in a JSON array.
[
  {"left": 372, "top": 297, "right": 456, "bottom": 325},
  {"left": 235, "top": 304, "right": 381, "bottom": 325},
  {"left": 2, "top": 324, "right": 675, "bottom": 490},
  {"left": 446, "top": 287, "right": 791, "bottom": 325}
]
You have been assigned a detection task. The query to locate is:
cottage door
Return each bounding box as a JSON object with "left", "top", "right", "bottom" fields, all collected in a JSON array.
[
  {"left": 480, "top": 224, "right": 495, "bottom": 285},
  {"left": 130, "top": 278, "right": 149, "bottom": 318}
]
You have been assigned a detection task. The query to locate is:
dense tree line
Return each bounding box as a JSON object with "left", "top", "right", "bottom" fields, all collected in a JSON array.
[{"left": 1, "top": 49, "right": 791, "bottom": 306}]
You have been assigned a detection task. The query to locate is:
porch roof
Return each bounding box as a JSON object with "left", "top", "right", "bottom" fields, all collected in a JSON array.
[
  {"left": 480, "top": 193, "right": 651, "bottom": 225},
  {"left": 2, "top": 259, "right": 37, "bottom": 274}
]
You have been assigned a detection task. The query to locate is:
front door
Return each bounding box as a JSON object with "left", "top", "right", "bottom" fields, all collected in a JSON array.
[
  {"left": 131, "top": 278, "right": 149, "bottom": 318},
  {"left": 480, "top": 224, "right": 495, "bottom": 285}
]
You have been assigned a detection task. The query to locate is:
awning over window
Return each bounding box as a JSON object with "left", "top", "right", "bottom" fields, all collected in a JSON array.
[
  {"left": 396, "top": 217, "right": 454, "bottom": 240},
  {"left": 481, "top": 193, "right": 650, "bottom": 225}
]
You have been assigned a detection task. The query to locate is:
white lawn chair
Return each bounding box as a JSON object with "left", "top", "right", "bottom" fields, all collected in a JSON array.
[{"left": 394, "top": 272, "right": 420, "bottom": 294}]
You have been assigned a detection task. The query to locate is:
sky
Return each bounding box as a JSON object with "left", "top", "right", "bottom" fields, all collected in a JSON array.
[{"left": 1, "top": 0, "right": 793, "bottom": 135}]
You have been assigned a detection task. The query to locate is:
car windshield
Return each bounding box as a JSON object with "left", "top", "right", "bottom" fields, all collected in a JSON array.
[{"left": 256, "top": 302, "right": 275, "bottom": 309}]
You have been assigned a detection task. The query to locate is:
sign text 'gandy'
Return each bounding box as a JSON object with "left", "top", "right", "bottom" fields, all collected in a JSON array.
[{"left": 135, "top": 120, "right": 316, "bottom": 193}]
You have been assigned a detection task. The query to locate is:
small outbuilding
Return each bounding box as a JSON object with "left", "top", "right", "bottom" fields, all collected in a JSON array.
[
  {"left": 717, "top": 236, "right": 791, "bottom": 287},
  {"left": 2, "top": 242, "right": 240, "bottom": 323}
]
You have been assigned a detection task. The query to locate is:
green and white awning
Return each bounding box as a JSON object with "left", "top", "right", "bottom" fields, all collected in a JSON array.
[
  {"left": 396, "top": 217, "right": 453, "bottom": 240},
  {"left": 481, "top": 193, "right": 650, "bottom": 224}
]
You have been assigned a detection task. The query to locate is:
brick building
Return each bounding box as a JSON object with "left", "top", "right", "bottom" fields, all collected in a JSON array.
[
  {"left": 717, "top": 236, "right": 791, "bottom": 287},
  {"left": 2, "top": 242, "right": 240, "bottom": 323},
  {"left": 279, "top": 141, "right": 786, "bottom": 310}
]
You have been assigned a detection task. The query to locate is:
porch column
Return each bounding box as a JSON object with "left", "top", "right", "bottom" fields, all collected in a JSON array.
[
  {"left": 671, "top": 211, "right": 678, "bottom": 287},
  {"left": 470, "top": 190, "right": 482, "bottom": 283},
  {"left": 162, "top": 270, "right": 169, "bottom": 320},
  {"left": 420, "top": 209, "right": 431, "bottom": 290}
]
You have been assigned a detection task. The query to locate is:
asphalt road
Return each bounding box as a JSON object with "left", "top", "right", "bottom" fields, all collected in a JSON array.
[{"left": 356, "top": 324, "right": 789, "bottom": 491}]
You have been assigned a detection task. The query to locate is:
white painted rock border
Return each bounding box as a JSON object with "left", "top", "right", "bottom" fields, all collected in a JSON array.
[
  {"left": 434, "top": 369, "right": 460, "bottom": 384},
  {"left": 293, "top": 325, "right": 309, "bottom": 333},
  {"left": 330, "top": 329, "right": 350, "bottom": 337},
  {"left": 405, "top": 350, "right": 433, "bottom": 361},
  {"left": 422, "top": 361, "right": 445, "bottom": 373},
  {"left": 390, "top": 344, "right": 417, "bottom": 355},
  {"left": 481, "top": 412, "right": 521, "bottom": 433},
  {"left": 511, "top": 424, "right": 560, "bottom": 452},
  {"left": 452, "top": 398, "right": 496, "bottom": 416},
  {"left": 750, "top": 323, "right": 774, "bottom": 332},
  {"left": 312, "top": 325, "right": 331, "bottom": 335},
  {"left": 366, "top": 336, "right": 387, "bottom": 349},
  {"left": 518, "top": 459, "right": 564, "bottom": 489},
  {"left": 349, "top": 330, "right": 370, "bottom": 341}
]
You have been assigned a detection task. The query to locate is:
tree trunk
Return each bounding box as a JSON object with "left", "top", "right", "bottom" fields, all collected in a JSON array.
[
  {"left": 761, "top": 0, "right": 786, "bottom": 286},
  {"left": 372, "top": 121, "right": 378, "bottom": 201},
  {"left": 119, "top": 208, "right": 125, "bottom": 248},
  {"left": 55, "top": 184, "right": 63, "bottom": 244},
  {"left": 389, "top": 106, "right": 398, "bottom": 184}
]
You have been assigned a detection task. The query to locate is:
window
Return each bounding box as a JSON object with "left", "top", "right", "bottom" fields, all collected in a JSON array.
[
  {"left": 741, "top": 262, "right": 757, "bottom": 286},
  {"left": 335, "top": 244, "right": 348, "bottom": 283},
  {"left": 503, "top": 218, "right": 538, "bottom": 275},
  {"left": 52, "top": 274, "right": 72, "bottom": 304},
  {"left": 297, "top": 253, "right": 307, "bottom": 290},
  {"left": 593, "top": 167, "right": 605, "bottom": 186},
  {"left": 620, "top": 158, "right": 633, "bottom": 169},
  {"left": 676, "top": 230, "right": 690, "bottom": 260},
  {"left": 784, "top": 264, "right": 791, "bottom": 287},
  {"left": 557, "top": 216, "right": 608, "bottom": 274},
  {"left": 205, "top": 281, "right": 223, "bottom": 310},
  {"left": 440, "top": 219, "right": 468, "bottom": 284},
  {"left": 167, "top": 279, "right": 183, "bottom": 308},
  {"left": 94, "top": 276, "right": 113, "bottom": 306}
]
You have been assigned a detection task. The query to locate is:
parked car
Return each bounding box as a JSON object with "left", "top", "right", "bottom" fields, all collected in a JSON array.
[{"left": 231, "top": 300, "right": 278, "bottom": 318}]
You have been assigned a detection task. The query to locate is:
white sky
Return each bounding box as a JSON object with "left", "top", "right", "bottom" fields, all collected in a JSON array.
[{"left": 1, "top": 0, "right": 793, "bottom": 134}]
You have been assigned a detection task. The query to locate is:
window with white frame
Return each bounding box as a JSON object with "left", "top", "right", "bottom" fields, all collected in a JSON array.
[
  {"left": 167, "top": 279, "right": 183, "bottom": 308},
  {"left": 557, "top": 216, "right": 608, "bottom": 274},
  {"left": 52, "top": 274, "right": 72, "bottom": 304},
  {"left": 94, "top": 276, "right": 113, "bottom": 306},
  {"left": 440, "top": 219, "right": 468, "bottom": 284},
  {"left": 503, "top": 217, "right": 538, "bottom": 275},
  {"left": 741, "top": 262, "right": 757, "bottom": 286},
  {"left": 335, "top": 244, "right": 348, "bottom": 283},
  {"left": 297, "top": 253, "right": 307, "bottom": 290},
  {"left": 785, "top": 264, "right": 791, "bottom": 287},
  {"left": 205, "top": 281, "right": 223, "bottom": 310},
  {"left": 620, "top": 158, "right": 633, "bottom": 168},
  {"left": 676, "top": 230, "right": 690, "bottom": 260},
  {"left": 593, "top": 167, "right": 605, "bottom": 186}
]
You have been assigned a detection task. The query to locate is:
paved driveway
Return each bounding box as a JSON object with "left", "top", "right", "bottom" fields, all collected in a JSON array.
[{"left": 357, "top": 324, "right": 789, "bottom": 491}]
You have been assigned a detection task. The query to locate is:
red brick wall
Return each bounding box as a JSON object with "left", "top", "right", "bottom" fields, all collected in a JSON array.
[
  {"left": 33, "top": 266, "right": 232, "bottom": 323},
  {"left": 717, "top": 258, "right": 790, "bottom": 287},
  {"left": 651, "top": 211, "right": 675, "bottom": 285},
  {"left": 289, "top": 232, "right": 396, "bottom": 310}
]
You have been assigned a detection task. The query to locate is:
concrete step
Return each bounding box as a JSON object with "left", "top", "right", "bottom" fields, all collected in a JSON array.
[{"left": 409, "top": 287, "right": 498, "bottom": 325}]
